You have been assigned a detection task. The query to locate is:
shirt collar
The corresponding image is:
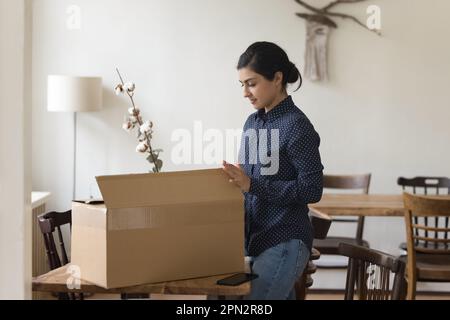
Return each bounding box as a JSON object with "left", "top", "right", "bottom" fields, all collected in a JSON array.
[{"left": 256, "top": 95, "right": 294, "bottom": 121}]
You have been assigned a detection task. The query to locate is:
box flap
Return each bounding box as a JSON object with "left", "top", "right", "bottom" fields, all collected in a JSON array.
[{"left": 96, "top": 168, "right": 243, "bottom": 209}]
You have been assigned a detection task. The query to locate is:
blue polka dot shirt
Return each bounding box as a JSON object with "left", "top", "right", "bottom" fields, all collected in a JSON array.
[{"left": 239, "top": 95, "right": 324, "bottom": 257}]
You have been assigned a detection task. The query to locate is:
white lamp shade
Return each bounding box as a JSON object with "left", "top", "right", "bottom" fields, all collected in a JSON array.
[{"left": 47, "top": 75, "right": 103, "bottom": 112}]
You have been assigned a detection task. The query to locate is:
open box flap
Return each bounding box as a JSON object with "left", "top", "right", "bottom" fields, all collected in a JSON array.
[{"left": 96, "top": 168, "right": 243, "bottom": 209}]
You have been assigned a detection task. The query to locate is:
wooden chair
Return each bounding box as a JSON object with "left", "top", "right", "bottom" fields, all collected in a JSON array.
[
  {"left": 38, "top": 210, "right": 149, "bottom": 300},
  {"left": 313, "top": 174, "right": 371, "bottom": 263},
  {"left": 338, "top": 243, "right": 406, "bottom": 300},
  {"left": 402, "top": 192, "right": 450, "bottom": 300},
  {"left": 37, "top": 210, "right": 83, "bottom": 300},
  {"left": 397, "top": 177, "right": 450, "bottom": 252},
  {"left": 295, "top": 209, "right": 332, "bottom": 299}
]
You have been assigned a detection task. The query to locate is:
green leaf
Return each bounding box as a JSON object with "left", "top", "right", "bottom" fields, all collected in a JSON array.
[
  {"left": 155, "top": 159, "right": 163, "bottom": 171},
  {"left": 146, "top": 152, "right": 160, "bottom": 163}
]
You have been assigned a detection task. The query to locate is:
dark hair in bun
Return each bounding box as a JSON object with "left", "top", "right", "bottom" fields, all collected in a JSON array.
[{"left": 237, "top": 41, "right": 302, "bottom": 92}]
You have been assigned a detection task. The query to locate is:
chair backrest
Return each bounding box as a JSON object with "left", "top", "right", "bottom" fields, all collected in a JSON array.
[
  {"left": 37, "top": 210, "right": 71, "bottom": 270},
  {"left": 399, "top": 177, "right": 450, "bottom": 253},
  {"left": 397, "top": 176, "right": 450, "bottom": 195},
  {"left": 403, "top": 193, "right": 450, "bottom": 254},
  {"left": 323, "top": 174, "right": 371, "bottom": 240},
  {"left": 324, "top": 174, "right": 371, "bottom": 194},
  {"left": 310, "top": 209, "right": 332, "bottom": 240},
  {"left": 338, "top": 243, "right": 406, "bottom": 300},
  {"left": 37, "top": 210, "right": 81, "bottom": 300}
]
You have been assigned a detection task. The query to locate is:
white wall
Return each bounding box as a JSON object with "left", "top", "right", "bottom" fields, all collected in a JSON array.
[
  {"left": 31, "top": 0, "right": 450, "bottom": 290},
  {"left": 0, "top": 0, "right": 32, "bottom": 299}
]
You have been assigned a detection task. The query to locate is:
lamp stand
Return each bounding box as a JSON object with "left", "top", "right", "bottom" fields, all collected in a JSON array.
[{"left": 73, "top": 112, "right": 77, "bottom": 200}]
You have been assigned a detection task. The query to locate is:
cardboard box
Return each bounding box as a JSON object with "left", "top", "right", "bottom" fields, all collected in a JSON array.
[{"left": 71, "top": 168, "right": 245, "bottom": 289}]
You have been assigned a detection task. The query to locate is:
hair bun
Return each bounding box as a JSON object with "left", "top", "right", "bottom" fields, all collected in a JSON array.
[{"left": 287, "top": 62, "right": 299, "bottom": 84}]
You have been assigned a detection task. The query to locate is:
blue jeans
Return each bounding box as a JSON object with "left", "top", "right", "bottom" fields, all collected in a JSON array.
[{"left": 244, "top": 239, "right": 310, "bottom": 300}]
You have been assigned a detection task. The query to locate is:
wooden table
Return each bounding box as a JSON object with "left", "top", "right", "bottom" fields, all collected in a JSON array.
[
  {"left": 32, "top": 264, "right": 250, "bottom": 298},
  {"left": 309, "top": 194, "right": 450, "bottom": 217}
]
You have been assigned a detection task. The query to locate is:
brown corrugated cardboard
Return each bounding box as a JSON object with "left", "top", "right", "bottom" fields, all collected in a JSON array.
[{"left": 71, "top": 169, "right": 245, "bottom": 289}]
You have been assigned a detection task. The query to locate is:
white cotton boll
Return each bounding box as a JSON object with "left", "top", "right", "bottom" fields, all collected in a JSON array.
[
  {"left": 136, "top": 141, "right": 148, "bottom": 153},
  {"left": 125, "top": 82, "right": 135, "bottom": 92},
  {"left": 114, "top": 84, "right": 124, "bottom": 95},
  {"left": 122, "top": 121, "right": 133, "bottom": 132},
  {"left": 139, "top": 120, "right": 152, "bottom": 134},
  {"left": 128, "top": 107, "right": 140, "bottom": 116}
]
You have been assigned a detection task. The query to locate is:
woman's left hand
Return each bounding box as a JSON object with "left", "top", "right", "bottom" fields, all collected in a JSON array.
[{"left": 222, "top": 160, "right": 251, "bottom": 192}]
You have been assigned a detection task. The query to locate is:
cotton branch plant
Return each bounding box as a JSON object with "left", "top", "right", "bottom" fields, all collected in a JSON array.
[{"left": 115, "top": 68, "right": 163, "bottom": 173}]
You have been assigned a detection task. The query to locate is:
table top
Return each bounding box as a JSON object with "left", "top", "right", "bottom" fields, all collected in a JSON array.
[
  {"left": 309, "top": 193, "right": 450, "bottom": 217},
  {"left": 32, "top": 264, "right": 251, "bottom": 296}
]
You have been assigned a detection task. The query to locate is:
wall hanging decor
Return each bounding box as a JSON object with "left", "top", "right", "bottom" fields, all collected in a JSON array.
[{"left": 294, "top": 0, "right": 381, "bottom": 81}]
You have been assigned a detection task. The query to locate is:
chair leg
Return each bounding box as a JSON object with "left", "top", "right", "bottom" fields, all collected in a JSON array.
[
  {"left": 399, "top": 278, "right": 408, "bottom": 300},
  {"left": 407, "top": 279, "right": 416, "bottom": 300},
  {"left": 295, "top": 273, "right": 307, "bottom": 300}
]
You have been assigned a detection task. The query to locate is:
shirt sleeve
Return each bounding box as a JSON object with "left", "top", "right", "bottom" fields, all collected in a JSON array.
[{"left": 247, "top": 119, "right": 323, "bottom": 206}]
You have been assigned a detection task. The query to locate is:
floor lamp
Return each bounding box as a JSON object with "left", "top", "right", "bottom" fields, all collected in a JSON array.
[{"left": 47, "top": 75, "right": 103, "bottom": 200}]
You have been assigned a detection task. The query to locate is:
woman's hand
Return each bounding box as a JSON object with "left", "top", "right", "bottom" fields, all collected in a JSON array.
[{"left": 222, "top": 160, "right": 251, "bottom": 192}]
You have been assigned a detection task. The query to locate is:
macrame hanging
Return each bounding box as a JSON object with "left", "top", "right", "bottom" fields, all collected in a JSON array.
[
  {"left": 304, "top": 20, "right": 331, "bottom": 81},
  {"left": 294, "top": 0, "right": 381, "bottom": 82}
]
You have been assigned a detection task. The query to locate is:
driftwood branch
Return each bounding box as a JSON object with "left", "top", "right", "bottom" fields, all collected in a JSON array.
[
  {"left": 295, "top": 0, "right": 325, "bottom": 15},
  {"left": 322, "top": 0, "right": 369, "bottom": 12},
  {"left": 294, "top": 0, "right": 381, "bottom": 36},
  {"left": 296, "top": 13, "right": 338, "bottom": 28}
]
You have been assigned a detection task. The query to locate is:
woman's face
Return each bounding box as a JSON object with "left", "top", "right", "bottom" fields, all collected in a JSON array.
[{"left": 238, "top": 67, "right": 283, "bottom": 111}]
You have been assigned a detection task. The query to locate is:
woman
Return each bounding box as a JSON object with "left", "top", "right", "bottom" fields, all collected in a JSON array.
[{"left": 222, "top": 41, "right": 324, "bottom": 300}]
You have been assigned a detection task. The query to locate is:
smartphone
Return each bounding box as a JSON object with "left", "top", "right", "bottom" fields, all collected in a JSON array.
[
  {"left": 72, "top": 199, "right": 104, "bottom": 205},
  {"left": 216, "top": 273, "right": 258, "bottom": 286}
]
